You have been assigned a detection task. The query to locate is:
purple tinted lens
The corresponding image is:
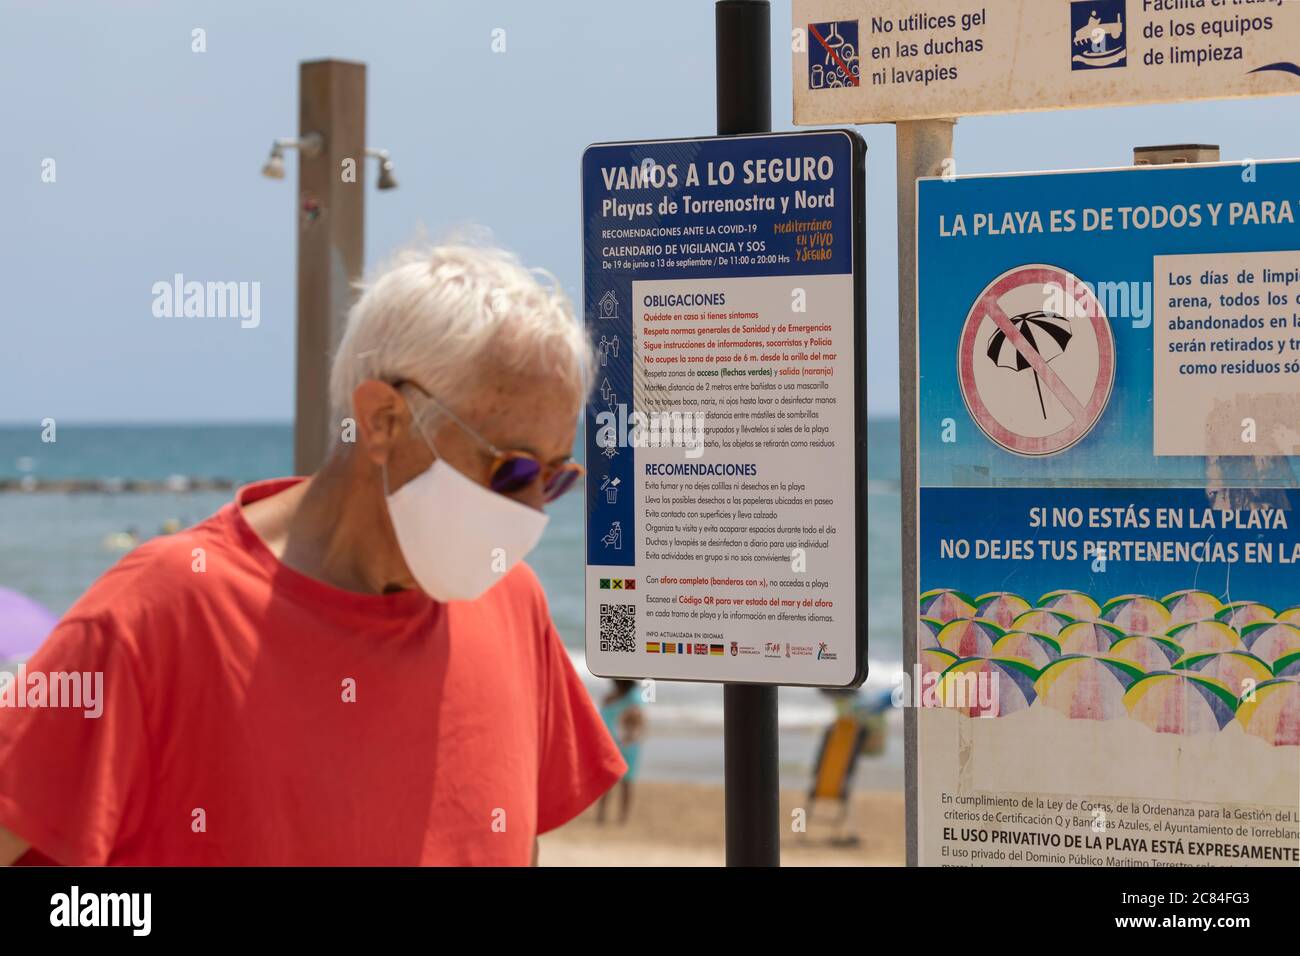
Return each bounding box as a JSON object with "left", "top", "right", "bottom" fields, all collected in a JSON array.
[
  {"left": 543, "top": 468, "right": 580, "bottom": 502},
  {"left": 491, "top": 456, "right": 542, "bottom": 494}
]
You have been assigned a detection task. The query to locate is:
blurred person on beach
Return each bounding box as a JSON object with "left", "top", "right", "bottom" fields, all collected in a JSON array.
[
  {"left": 596, "top": 679, "right": 645, "bottom": 825},
  {"left": 0, "top": 241, "right": 625, "bottom": 867},
  {"left": 820, "top": 687, "right": 891, "bottom": 755},
  {"left": 805, "top": 687, "right": 893, "bottom": 847}
]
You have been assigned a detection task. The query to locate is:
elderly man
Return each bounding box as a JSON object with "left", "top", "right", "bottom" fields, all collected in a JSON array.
[{"left": 0, "top": 243, "right": 625, "bottom": 865}]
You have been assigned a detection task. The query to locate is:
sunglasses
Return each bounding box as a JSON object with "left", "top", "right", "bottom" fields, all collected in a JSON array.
[{"left": 390, "top": 379, "right": 585, "bottom": 503}]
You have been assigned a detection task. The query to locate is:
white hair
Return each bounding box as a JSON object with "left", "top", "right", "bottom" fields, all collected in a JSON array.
[{"left": 329, "top": 240, "right": 593, "bottom": 423}]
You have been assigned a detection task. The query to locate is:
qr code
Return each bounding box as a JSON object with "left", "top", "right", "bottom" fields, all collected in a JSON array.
[{"left": 599, "top": 603, "right": 637, "bottom": 653}]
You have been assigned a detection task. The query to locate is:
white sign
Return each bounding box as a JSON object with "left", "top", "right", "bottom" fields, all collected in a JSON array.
[
  {"left": 793, "top": 0, "right": 1300, "bottom": 124},
  {"left": 1154, "top": 250, "right": 1300, "bottom": 457},
  {"left": 913, "top": 161, "right": 1300, "bottom": 869},
  {"left": 581, "top": 132, "right": 866, "bottom": 687}
]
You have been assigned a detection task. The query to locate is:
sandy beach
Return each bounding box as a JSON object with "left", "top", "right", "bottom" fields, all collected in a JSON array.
[{"left": 539, "top": 780, "right": 904, "bottom": 866}]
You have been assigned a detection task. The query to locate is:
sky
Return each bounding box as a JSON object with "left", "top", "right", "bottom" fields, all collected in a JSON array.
[{"left": 1, "top": 0, "right": 1297, "bottom": 423}]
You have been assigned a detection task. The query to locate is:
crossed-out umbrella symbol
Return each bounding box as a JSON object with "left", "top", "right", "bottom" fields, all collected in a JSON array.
[{"left": 986, "top": 311, "right": 1073, "bottom": 420}]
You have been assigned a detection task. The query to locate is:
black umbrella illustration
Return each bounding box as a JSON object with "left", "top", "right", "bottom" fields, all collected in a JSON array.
[{"left": 986, "top": 311, "right": 1073, "bottom": 420}]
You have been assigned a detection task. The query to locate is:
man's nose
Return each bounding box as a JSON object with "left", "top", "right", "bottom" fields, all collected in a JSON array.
[{"left": 511, "top": 482, "right": 547, "bottom": 513}]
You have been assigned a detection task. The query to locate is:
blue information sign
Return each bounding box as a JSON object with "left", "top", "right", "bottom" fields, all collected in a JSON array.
[
  {"left": 912, "top": 160, "right": 1300, "bottom": 867},
  {"left": 582, "top": 131, "right": 866, "bottom": 686}
]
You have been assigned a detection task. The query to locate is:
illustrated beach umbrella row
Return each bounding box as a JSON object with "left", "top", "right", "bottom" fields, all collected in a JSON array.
[
  {"left": 923, "top": 651, "right": 1300, "bottom": 744},
  {"left": 1101, "top": 595, "right": 1171, "bottom": 636},
  {"left": 991, "top": 632, "right": 1061, "bottom": 670},
  {"left": 1239, "top": 622, "right": 1300, "bottom": 667},
  {"left": 1038, "top": 589, "right": 1101, "bottom": 619},
  {"left": 1162, "top": 589, "right": 1223, "bottom": 625},
  {"left": 936, "top": 618, "right": 1005, "bottom": 657},
  {"left": 1275, "top": 652, "right": 1300, "bottom": 679},
  {"left": 1216, "top": 601, "right": 1276, "bottom": 630},
  {"left": 933, "top": 657, "right": 1038, "bottom": 717},
  {"left": 1123, "top": 673, "right": 1237, "bottom": 736},
  {"left": 1031, "top": 657, "right": 1246, "bottom": 738},
  {"left": 925, "top": 608, "right": 1297, "bottom": 678},
  {"left": 1106, "top": 635, "right": 1181, "bottom": 672},
  {"left": 920, "top": 646, "right": 960, "bottom": 681},
  {"left": 918, "top": 616, "right": 945, "bottom": 648},
  {"left": 1175, "top": 650, "right": 1275, "bottom": 697},
  {"left": 1235, "top": 680, "right": 1300, "bottom": 746},
  {"left": 951, "top": 629, "right": 1284, "bottom": 691},
  {"left": 974, "top": 591, "right": 1031, "bottom": 629},
  {"left": 919, "top": 580, "right": 1300, "bottom": 744},
  {"left": 1011, "top": 608, "right": 1075, "bottom": 637},
  {"left": 1166, "top": 620, "right": 1240, "bottom": 656},
  {"left": 1056, "top": 619, "right": 1125, "bottom": 655},
  {"left": 925, "top": 591, "right": 1289, "bottom": 630},
  {"left": 922, "top": 591, "right": 1295, "bottom": 668},
  {"left": 1033, "top": 655, "right": 1142, "bottom": 720},
  {"left": 919, "top": 589, "right": 976, "bottom": 623}
]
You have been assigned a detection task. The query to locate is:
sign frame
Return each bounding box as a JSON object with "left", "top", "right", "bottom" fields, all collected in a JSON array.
[
  {"left": 907, "top": 156, "right": 1300, "bottom": 868},
  {"left": 791, "top": 0, "right": 1300, "bottom": 126},
  {"left": 580, "top": 129, "right": 869, "bottom": 689}
]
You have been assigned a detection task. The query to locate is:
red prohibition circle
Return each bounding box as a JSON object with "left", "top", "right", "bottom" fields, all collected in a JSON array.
[{"left": 957, "top": 264, "right": 1115, "bottom": 457}]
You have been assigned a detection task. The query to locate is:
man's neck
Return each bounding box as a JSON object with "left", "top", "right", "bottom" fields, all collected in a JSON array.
[{"left": 241, "top": 454, "right": 412, "bottom": 595}]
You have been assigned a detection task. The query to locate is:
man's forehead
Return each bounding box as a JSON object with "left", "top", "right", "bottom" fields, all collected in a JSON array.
[{"left": 452, "top": 374, "right": 581, "bottom": 458}]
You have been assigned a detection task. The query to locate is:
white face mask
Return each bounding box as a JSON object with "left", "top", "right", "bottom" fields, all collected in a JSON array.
[{"left": 385, "top": 458, "right": 549, "bottom": 602}]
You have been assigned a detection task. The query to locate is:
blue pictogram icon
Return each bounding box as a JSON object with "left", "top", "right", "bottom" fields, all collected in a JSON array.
[
  {"left": 1071, "top": 0, "right": 1127, "bottom": 71},
  {"left": 808, "top": 21, "right": 860, "bottom": 89}
]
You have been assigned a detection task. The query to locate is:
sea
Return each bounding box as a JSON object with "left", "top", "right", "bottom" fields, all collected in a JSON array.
[{"left": 0, "top": 420, "right": 904, "bottom": 788}]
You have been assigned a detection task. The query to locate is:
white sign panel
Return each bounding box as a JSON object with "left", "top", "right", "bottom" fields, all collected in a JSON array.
[
  {"left": 1153, "top": 249, "right": 1300, "bottom": 457},
  {"left": 793, "top": 0, "right": 1300, "bottom": 124},
  {"left": 581, "top": 132, "right": 866, "bottom": 687},
  {"left": 914, "top": 160, "right": 1300, "bottom": 868}
]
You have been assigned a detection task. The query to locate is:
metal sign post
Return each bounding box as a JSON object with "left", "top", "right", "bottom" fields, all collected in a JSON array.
[
  {"left": 717, "top": 0, "right": 780, "bottom": 871},
  {"left": 581, "top": 0, "right": 867, "bottom": 870},
  {"left": 895, "top": 119, "right": 953, "bottom": 867}
]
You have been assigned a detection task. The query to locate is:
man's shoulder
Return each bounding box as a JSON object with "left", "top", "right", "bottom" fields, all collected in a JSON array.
[
  {"left": 61, "top": 508, "right": 242, "bottom": 633},
  {"left": 502, "top": 558, "right": 543, "bottom": 593},
  {"left": 493, "top": 560, "right": 550, "bottom": 614},
  {"left": 468, "top": 561, "right": 557, "bottom": 646}
]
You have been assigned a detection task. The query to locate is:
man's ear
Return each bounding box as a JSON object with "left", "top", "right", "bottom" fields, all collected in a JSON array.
[{"left": 351, "top": 380, "right": 409, "bottom": 466}]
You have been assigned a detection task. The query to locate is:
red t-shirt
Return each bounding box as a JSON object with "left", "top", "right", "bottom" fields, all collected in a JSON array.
[{"left": 0, "top": 478, "right": 624, "bottom": 865}]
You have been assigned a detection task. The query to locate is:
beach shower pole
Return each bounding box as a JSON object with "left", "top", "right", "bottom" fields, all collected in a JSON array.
[
  {"left": 294, "top": 59, "right": 367, "bottom": 475},
  {"left": 716, "top": 0, "right": 781, "bottom": 868}
]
